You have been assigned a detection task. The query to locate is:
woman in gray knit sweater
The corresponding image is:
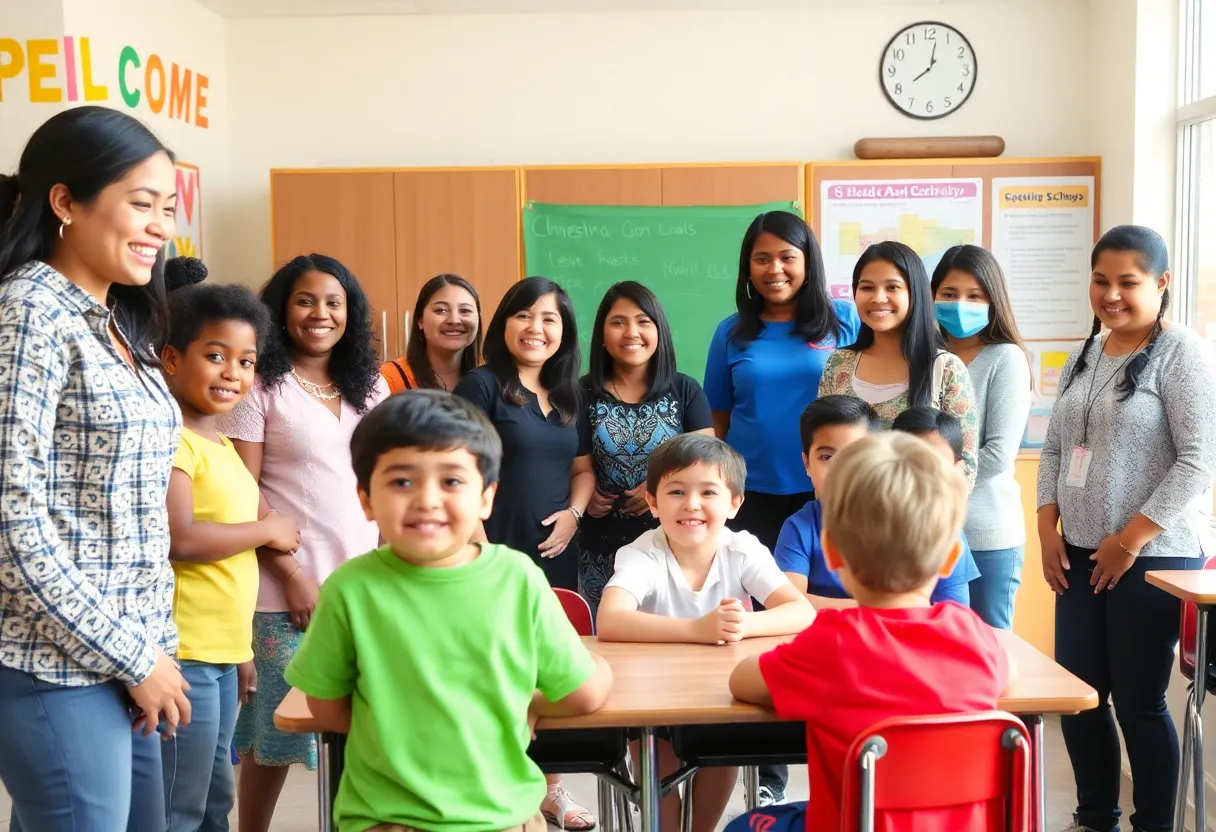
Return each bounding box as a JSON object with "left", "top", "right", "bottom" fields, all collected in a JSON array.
[
  {"left": 932, "top": 245, "right": 1032, "bottom": 630},
  {"left": 1038, "top": 226, "right": 1216, "bottom": 832}
]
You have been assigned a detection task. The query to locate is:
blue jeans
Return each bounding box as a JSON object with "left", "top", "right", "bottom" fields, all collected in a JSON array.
[
  {"left": 968, "top": 545, "right": 1024, "bottom": 630},
  {"left": 163, "top": 661, "right": 238, "bottom": 832},
  {"left": 1056, "top": 545, "right": 1197, "bottom": 832},
  {"left": 0, "top": 665, "right": 165, "bottom": 831}
]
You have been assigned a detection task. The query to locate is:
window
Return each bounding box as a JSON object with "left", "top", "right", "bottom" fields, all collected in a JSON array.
[
  {"left": 1203, "top": 0, "right": 1216, "bottom": 100},
  {"left": 1189, "top": 121, "right": 1216, "bottom": 342},
  {"left": 1178, "top": 0, "right": 1216, "bottom": 344}
]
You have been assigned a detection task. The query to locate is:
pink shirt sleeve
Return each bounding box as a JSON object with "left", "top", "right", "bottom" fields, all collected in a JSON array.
[{"left": 217, "top": 381, "right": 268, "bottom": 443}]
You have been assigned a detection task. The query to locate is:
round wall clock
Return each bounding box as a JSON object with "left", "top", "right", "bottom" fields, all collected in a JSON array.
[{"left": 880, "top": 21, "right": 977, "bottom": 120}]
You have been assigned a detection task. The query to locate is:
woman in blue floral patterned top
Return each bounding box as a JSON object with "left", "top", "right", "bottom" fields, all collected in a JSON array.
[{"left": 578, "top": 282, "right": 714, "bottom": 614}]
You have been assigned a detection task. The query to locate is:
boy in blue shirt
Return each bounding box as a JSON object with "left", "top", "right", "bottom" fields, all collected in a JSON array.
[{"left": 774, "top": 396, "right": 979, "bottom": 607}]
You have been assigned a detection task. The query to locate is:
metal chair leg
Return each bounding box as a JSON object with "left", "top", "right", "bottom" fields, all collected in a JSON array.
[
  {"left": 743, "top": 766, "right": 760, "bottom": 811},
  {"left": 617, "top": 787, "right": 635, "bottom": 832},
  {"left": 598, "top": 777, "right": 615, "bottom": 832},
  {"left": 1193, "top": 699, "right": 1207, "bottom": 831},
  {"left": 1175, "top": 692, "right": 1193, "bottom": 832},
  {"left": 681, "top": 774, "right": 695, "bottom": 832}
]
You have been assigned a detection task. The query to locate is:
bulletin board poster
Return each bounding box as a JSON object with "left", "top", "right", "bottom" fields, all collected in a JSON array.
[
  {"left": 991, "top": 176, "right": 1095, "bottom": 341},
  {"left": 819, "top": 179, "right": 983, "bottom": 298},
  {"left": 1022, "top": 340, "right": 1082, "bottom": 449},
  {"left": 167, "top": 162, "right": 202, "bottom": 259}
]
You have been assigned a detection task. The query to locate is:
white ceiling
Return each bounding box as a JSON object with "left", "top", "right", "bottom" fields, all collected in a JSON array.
[{"left": 197, "top": 0, "right": 1008, "bottom": 18}]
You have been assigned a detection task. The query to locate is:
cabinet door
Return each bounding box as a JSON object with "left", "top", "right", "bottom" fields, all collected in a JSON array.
[
  {"left": 393, "top": 169, "right": 520, "bottom": 351},
  {"left": 271, "top": 172, "right": 400, "bottom": 362}
]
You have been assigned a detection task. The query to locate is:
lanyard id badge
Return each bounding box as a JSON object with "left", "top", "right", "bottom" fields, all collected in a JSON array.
[{"left": 1066, "top": 445, "right": 1092, "bottom": 488}]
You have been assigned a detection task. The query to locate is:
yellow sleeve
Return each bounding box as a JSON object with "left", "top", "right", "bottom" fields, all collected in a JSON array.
[{"left": 173, "top": 432, "right": 199, "bottom": 479}]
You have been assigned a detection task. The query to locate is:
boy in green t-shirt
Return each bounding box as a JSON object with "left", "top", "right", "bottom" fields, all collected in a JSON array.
[{"left": 285, "top": 390, "right": 613, "bottom": 832}]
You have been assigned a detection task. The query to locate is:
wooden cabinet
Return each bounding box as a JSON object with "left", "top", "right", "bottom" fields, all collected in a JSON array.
[
  {"left": 271, "top": 168, "right": 521, "bottom": 364},
  {"left": 270, "top": 172, "right": 400, "bottom": 362},
  {"left": 392, "top": 169, "right": 521, "bottom": 351}
]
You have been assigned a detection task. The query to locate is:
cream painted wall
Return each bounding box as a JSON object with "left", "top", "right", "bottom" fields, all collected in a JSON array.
[
  {"left": 0, "top": 0, "right": 228, "bottom": 261},
  {"left": 221, "top": 0, "right": 1096, "bottom": 280},
  {"left": 0, "top": 0, "right": 66, "bottom": 166},
  {"left": 60, "top": 0, "right": 230, "bottom": 261}
]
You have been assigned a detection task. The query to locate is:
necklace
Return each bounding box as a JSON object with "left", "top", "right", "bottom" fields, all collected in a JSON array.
[{"left": 291, "top": 367, "right": 340, "bottom": 401}]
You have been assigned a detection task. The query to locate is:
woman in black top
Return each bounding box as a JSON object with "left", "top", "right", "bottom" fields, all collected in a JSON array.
[
  {"left": 453, "top": 276, "right": 595, "bottom": 830},
  {"left": 579, "top": 282, "right": 713, "bottom": 614},
  {"left": 453, "top": 277, "right": 593, "bottom": 590}
]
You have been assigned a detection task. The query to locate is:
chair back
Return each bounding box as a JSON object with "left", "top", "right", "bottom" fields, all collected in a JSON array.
[
  {"left": 840, "top": 711, "right": 1030, "bottom": 832},
  {"left": 1178, "top": 557, "right": 1216, "bottom": 677},
  {"left": 554, "top": 588, "right": 594, "bottom": 636}
]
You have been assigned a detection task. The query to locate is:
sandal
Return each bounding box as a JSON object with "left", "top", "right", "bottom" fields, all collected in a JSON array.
[{"left": 541, "top": 784, "right": 597, "bottom": 831}]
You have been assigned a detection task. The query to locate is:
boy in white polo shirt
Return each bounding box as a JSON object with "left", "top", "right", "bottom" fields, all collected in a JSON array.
[{"left": 597, "top": 433, "right": 814, "bottom": 832}]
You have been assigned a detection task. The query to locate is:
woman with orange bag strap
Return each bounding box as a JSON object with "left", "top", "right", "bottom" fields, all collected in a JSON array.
[{"left": 380, "top": 274, "right": 482, "bottom": 393}]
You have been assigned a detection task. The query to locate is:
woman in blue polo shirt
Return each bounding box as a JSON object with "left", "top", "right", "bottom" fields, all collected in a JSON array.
[
  {"left": 703, "top": 211, "right": 859, "bottom": 806},
  {"left": 705, "top": 211, "right": 860, "bottom": 550}
]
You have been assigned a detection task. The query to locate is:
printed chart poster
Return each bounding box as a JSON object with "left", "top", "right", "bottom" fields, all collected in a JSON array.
[
  {"left": 820, "top": 179, "right": 983, "bottom": 299},
  {"left": 992, "top": 176, "right": 1094, "bottom": 341},
  {"left": 167, "top": 162, "right": 202, "bottom": 259},
  {"left": 1022, "top": 340, "right": 1081, "bottom": 449}
]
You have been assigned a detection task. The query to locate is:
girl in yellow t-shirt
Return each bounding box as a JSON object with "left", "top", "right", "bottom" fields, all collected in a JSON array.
[{"left": 160, "top": 258, "right": 302, "bottom": 832}]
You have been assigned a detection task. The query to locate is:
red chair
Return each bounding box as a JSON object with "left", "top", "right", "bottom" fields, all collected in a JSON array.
[
  {"left": 1172, "top": 556, "right": 1216, "bottom": 829},
  {"left": 1175, "top": 557, "right": 1216, "bottom": 678},
  {"left": 839, "top": 711, "right": 1031, "bottom": 832},
  {"left": 554, "top": 587, "right": 595, "bottom": 636},
  {"left": 535, "top": 589, "right": 633, "bottom": 832}
]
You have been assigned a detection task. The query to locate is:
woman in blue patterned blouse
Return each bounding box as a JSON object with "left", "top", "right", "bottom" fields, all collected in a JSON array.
[
  {"left": 578, "top": 281, "right": 714, "bottom": 615},
  {"left": 0, "top": 107, "right": 190, "bottom": 831}
]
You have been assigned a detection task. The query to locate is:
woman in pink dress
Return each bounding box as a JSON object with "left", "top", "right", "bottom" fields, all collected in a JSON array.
[{"left": 219, "top": 253, "right": 388, "bottom": 832}]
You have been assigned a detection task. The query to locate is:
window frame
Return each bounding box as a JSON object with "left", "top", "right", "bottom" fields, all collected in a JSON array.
[{"left": 1177, "top": 0, "right": 1216, "bottom": 326}]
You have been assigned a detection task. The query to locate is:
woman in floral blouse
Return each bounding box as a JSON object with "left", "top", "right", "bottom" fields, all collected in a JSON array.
[{"left": 818, "top": 241, "right": 979, "bottom": 484}]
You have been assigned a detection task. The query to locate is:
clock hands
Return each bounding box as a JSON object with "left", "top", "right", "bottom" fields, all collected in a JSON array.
[{"left": 911, "top": 41, "right": 938, "bottom": 82}]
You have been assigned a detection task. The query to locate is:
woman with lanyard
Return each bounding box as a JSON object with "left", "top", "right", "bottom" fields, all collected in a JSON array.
[
  {"left": 0, "top": 107, "right": 190, "bottom": 830},
  {"left": 702, "top": 210, "right": 858, "bottom": 806},
  {"left": 1038, "top": 226, "right": 1216, "bottom": 832}
]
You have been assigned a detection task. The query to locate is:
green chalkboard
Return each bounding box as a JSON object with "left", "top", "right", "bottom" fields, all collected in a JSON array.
[{"left": 523, "top": 201, "right": 800, "bottom": 376}]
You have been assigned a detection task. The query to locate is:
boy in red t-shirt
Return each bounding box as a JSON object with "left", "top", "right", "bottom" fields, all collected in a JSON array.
[{"left": 728, "top": 432, "right": 1016, "bottom": 832}]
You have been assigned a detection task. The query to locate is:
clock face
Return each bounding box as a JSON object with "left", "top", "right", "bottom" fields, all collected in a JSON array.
[{"left": 880, "top": 21, "right": 976, "bottom": 120}]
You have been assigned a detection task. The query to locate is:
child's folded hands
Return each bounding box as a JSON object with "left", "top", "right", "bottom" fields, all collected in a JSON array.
[{"left": 693, "top": 597, "right": 747, "bottom": 645}]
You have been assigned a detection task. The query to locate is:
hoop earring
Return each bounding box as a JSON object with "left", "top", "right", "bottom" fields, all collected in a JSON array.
[
  {"left": 58, "top": 217, "right": 71, "bottom": 239},
  {"left": 745, "top": 282, "right": 754, "bottom": 300}
]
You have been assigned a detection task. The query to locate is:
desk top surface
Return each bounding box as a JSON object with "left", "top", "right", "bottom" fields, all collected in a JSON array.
[
  {"left": 274, "top": 629, "right": 1096, "bottom": 734},
  {"left": 1146, "top": 570, "right": 1216, "bottom": 604}
]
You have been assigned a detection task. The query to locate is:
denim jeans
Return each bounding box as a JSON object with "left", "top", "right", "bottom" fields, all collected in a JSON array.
[
  {"left": 0, "top": 664, "right": 165, "bottom": 831},
  {"left": 968, "top": 545, "right": 1024, "bottom": 630},
  {"left": 163, "top": 661, "right": 239, "bottom": 832},
  {"left": 1055, "top": 544, "right": 1198, "bottom": 832}
]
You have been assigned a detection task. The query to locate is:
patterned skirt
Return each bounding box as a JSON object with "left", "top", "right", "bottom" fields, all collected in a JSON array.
[{"left": 233, "top": 612, "right": 318, "bottom": 770}]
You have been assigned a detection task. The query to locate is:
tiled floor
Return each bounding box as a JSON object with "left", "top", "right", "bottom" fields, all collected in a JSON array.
[{"left": 0, "top": 716, "right": 1147, "bottom": 832}]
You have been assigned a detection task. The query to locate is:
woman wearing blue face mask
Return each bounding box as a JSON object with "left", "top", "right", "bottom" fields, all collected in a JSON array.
[{"left": 931, "top": 245, "right": 1032, "bottom": 630}]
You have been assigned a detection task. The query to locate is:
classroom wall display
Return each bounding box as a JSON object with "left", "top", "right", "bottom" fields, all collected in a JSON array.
[
  {"left": 523, "top": 201, "right": 799, "bottom": 375},
  {"left": 991, "top": 176, "right": 1096, "bottom": 341},
  {"left": 819, "top": 178, "right": 983, "bottom": 298},
  {"left": 806, "top": 158, "right": 1099, "bottom": 450},
  {"left": 1022, "top": 340, "right": 1078, "bottom": 448},
  {"left": 0, "top": 36, "right": 213, "bottom": 128},
  {"left": 167, "top": 161, "right": 202, "bottom": 259}
]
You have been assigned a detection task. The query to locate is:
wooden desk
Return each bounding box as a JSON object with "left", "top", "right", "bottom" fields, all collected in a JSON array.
[
  {"left": 1146, "top": 569, "right": 1214, "bottom": 832},
  {"left": 276, "top": 630, "right": 1095, "bottom": 832},
  {"left": 1146, "top": 569, "right": 1216, "bottom": 604}
]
